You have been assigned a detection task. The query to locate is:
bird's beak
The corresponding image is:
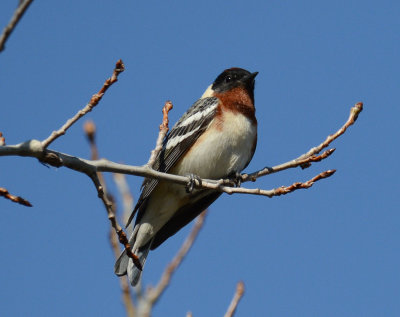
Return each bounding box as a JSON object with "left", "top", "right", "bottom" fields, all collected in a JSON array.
[
  {"left": 250, "top": 71, "right": 259, "bottom": 79},
  {"left": 243, "top": 71, "right": 258, "bottom": 84},
  {"left": 241, "top": 72, "right": 258, "bottom": 87}
]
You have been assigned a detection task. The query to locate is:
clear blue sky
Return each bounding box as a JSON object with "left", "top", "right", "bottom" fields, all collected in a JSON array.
[{"left": 1, "top": 1, "right": 399, "bottom": 316}]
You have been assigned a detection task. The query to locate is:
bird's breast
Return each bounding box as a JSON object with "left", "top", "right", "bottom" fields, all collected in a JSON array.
[{"left": 172, "top": 110, "right": 257, "bottom": 179}]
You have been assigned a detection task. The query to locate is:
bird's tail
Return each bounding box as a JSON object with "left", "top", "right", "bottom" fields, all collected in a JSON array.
[{"left": 114, "top": 237, "right": 153, "bottom": 286}]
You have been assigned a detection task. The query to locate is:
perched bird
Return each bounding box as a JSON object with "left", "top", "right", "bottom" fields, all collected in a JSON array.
[{"left": 115, "top": 67, "right": 258, "bottom": 285}]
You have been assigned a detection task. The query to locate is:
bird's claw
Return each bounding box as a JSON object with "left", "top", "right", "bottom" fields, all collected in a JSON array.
[
  {"left": 229, "top": 171, "right": 243, "bottom": 187},
  {"left": 185, "top": 173, "right": 202, "bottom": 193}
]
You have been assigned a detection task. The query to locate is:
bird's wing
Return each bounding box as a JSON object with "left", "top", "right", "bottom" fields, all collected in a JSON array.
[
  {"left": 125, "top": 97, "right": 220, "bottom": 227},
  {"left": 151, "top": 190, "right": 222, "bottom": 250}
]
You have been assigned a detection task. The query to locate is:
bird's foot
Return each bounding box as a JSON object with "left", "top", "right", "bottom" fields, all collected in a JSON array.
[
  {"left": 185, "top": 173, "right": 202, "bottom": 193},
  {"left": 229, "top": 171, "right": 243, "bottom": 187}
]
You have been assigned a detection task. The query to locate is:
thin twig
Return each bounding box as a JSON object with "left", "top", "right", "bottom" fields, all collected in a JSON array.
[
  {"left": 0, "top": 187, "right": 32, "bottom": 207},
  {"left": 140, "top": 100, "right": 173, "bottom": 198},
  {"left": 221, "top": 170, "right": 336, "bottom": 197},
  {"left": 224, "top": 281, "right": 245, "bottom": 317},
  {"left": 107, "top": 195, "right": 136, "bottom": 317},
  {"left": 146, "top": 101, "right": 173, "bottom": 168},
  {"left": 89, "top": 173, "right": 143, "bottom": 271},
  {"left": 241, "top": 102, "right": 363, "bottom": 182},
  {"left": 41, "top": 60, "right": 125, "bottom": 149},
  {"left": 109, "top": 221, "right": 136, "bottom": 317},
  {"left": 113, "top": 173, "right": 137, "bottom": 316},
  {"left": 83, "top": 120, "right": 136, "bottom": 317},
  {"left": 273, "top": 170, "right": 335, "bottom": 196},
  {"left": 147, "top": 210, "right": 208, "bottom": 307},
  {"left": 113, "top": 173, "right": 134, "bottom": 226},
  {"left": 0, "top": 0, "right": 34, "bottom": 52}
]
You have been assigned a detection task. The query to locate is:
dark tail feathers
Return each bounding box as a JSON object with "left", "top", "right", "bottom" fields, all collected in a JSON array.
[{"left": 114, "top": 239, "right": 152, "bottom": 286}]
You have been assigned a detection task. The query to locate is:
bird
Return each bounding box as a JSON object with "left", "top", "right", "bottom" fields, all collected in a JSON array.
[{"left": 114, "top": 67, "right": 258, "bottom": 286}]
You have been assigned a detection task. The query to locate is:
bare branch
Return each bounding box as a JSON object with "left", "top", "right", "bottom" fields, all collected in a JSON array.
[
  {"left": 82, "top": 121, "right": 142, "bottom": 277},
  {"left": 224, "top": 281, "right": 245, "bottom": 317},
  {"left": 88, "top": 172, "right": 143, "bottom": 271},
  {"left": 146, "top": 101, "right": 173, "bottom": 168},
  {"left": 0, "top": 187, "right": 32, "bottom": 207},
  {"left": 113, "top": 173, "right": 134, "bottom": 225},
  {"left": 0, "top": 144, "right": 336, "bottom": 198},
  {"left": 241, "top": 102, "right": 363, "bottom": 182},
  {"left": 83, "top": 121, "right": 135, "bottom": 317},
  {"left": 0, "top": 103, "right": 363, "bottom": 199},
  {"left": 106, "top": 194, "right": 136, "bottom": 317},
  {"left": 221, "top": 170, "right": 336, "bottom": 197},
  {"left": 112, "top": 174, "right": 136, "bottom": 317},
  {"left": 274, "top": 169, "right": 335, "bottom": 195},
  {"left": 0, "top": 0, "right": 34, "bottom": 52},
  {"left": 146, "top": 210, "right": 208, "bottom": 307},
  {"left": 41, "top": 60, "right": 125, "bottom": 149}
]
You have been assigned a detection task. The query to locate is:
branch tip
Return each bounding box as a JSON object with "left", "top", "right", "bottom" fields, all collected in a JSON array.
[
  {"left": 115, "top": 59, "right": 125, "bottom": 73},
  {"left": 41, "top": 59, "right": 125, "bottom": 148},
  {"left": 351, "top": 102, "right": 363, "bottom": 122},
  {"left": 146, "top": 101, "right": 174, "bottom": 169},
  {"left": 236, "top": 281, "right": 245, "bottom": 296},
  {"left": 0, "top": 187, "right": 32, "bottom": 207},
  {"left": 160, "top": 101, "right": 173, "bottom": 130},
  {"left": 273, "top": 169, "right": 335, "bottom": 196},
  {"left": 224, "top": 280, "right": 245, "bottom": 317},
  {"left": 244, "top": 103, "right": 363, "bottom": 181},
  {"left": 83, "top": 120, "right": 96, "bottom": 142}
]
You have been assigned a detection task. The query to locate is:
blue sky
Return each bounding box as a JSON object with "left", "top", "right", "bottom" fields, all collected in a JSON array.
[{"left": 1, "top": 1, "right": 399, "bottom": 316}]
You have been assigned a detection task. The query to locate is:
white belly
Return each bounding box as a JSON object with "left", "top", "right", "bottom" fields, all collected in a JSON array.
[{"left": 172, "top": 111, "right": 256, "bottom": 179}]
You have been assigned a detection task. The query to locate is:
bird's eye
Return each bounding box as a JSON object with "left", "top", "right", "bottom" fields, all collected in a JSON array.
[{"left": 225, "top": 75, "right": 232, "bottom": 83}]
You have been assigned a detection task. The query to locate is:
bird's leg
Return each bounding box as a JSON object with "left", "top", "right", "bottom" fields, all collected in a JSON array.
[{"left": 185, "top": 173, "right": 202, "bottom": 193}]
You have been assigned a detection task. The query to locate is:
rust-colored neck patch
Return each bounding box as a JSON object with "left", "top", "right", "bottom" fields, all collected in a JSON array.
[{"left": 214, "top": 86, "right": 257, "bottom": 124}]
